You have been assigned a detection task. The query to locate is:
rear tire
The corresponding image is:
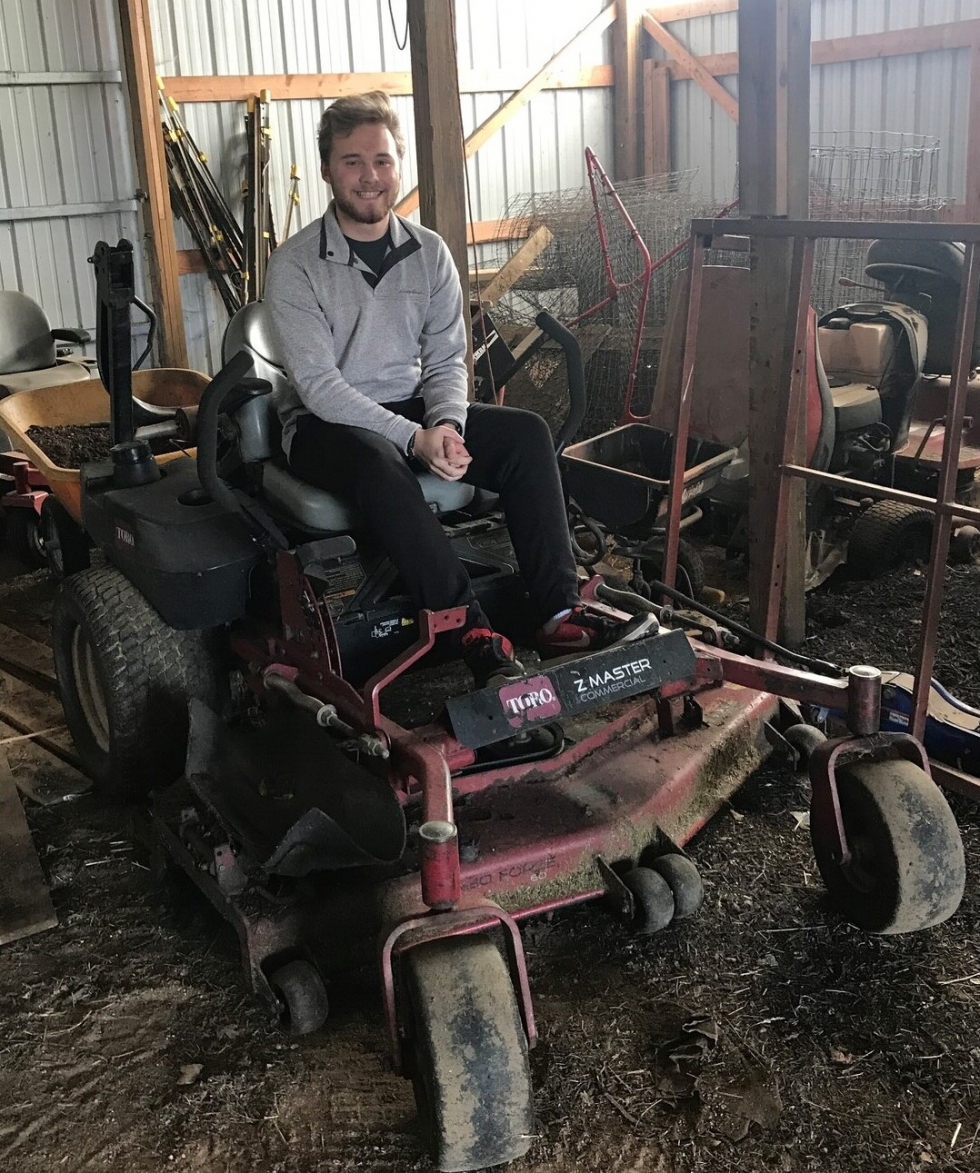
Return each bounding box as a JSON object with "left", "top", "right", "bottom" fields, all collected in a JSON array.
[
  {"left": 52, "top": 563, "right": 226, "bottom": 800},
  {"left": 847, "top": 501, "right": 933, "bottom": 578},
  {"left": 639, "top": 537, "right": 706, "bottom": 600}
]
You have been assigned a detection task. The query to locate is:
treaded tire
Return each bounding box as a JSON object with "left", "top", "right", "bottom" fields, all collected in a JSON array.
[
  {"left": 810, "top": 758, "right": 965, "bottom": 934},
  {"left": 639, "top": 537, "right": 706, "bottom": 600},
  {"left": 52, "top": 563, "right": 226, "bottom": 801},
  {"left": 847, "top": 501, "right": 933, "bottom": 579},
  {"left": 405, "top": 935, "right": 533, "bottom": 1172}
]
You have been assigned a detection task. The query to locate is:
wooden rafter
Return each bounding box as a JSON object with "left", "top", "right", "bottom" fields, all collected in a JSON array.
[
  {"left": 161, "top": 65, "right": 613, "bottom": 104},
  {"left": 118, "top": 0, "right": 187, "bottom": 366},
  {"left": 643, "top": 10, "right": 738, "bottom": 122},
  {"left": 395, "top": 2, "right": 616, "bottom": 218}
]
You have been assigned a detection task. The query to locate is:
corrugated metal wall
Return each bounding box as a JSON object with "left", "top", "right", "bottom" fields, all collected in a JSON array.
[
  {"left": 150, "top": 0, "right": 614, "bottom": 369},
  {"left": 0, "top": 0, "right": 140, "bottom": 351},
  {"left": 4, "top": 2, "right": 980, "bottom": 372},
  {"left": 665, "top": 0, "right": 980, "bottom": 206}
]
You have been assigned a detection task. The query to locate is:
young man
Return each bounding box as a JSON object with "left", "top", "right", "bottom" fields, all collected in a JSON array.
[{"left": 265, "top": 91, "right": 651, "bottom": 687}]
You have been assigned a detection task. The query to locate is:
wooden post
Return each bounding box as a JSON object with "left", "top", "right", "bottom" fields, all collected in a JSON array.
[
  {"left": 613, "top": 0, "right": 644, "bottom": 180},
  {"left": 643, "top": 59, "right": 671, "bottom": 174},
  {"left": 117, "top": 0, "right": 187, "bottom": 367},
  {"left": 739, "top": 0, "right": 811, "bottom": 648},
  {"left": 406, "top": 0, "right": 468, "bottom": 291}
]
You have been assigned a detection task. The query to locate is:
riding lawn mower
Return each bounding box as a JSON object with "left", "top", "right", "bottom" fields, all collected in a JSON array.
[{"left": 44, "top": 240, "right": 967, "bottom": 1172}]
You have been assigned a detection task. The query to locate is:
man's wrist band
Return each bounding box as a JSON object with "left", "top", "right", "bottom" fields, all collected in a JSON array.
[
  {"left": 407, "top": 430, "right": 418, "bottom": 458},
  {"left": 434, "top": 418, "right": 463, "bottom": 435}
]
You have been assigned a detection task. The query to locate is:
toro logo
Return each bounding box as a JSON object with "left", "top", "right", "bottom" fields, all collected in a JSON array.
[
  {"left": 114, "top": 524, "right": 136, "bottom": 549},
  {"left": 498, "top": 674, "right": 562, "bottom": 729}
]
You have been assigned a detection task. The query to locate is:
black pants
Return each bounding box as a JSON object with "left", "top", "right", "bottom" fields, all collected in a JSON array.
[{"left": 288, "top": 400, "right": 580, "bottom": 627}]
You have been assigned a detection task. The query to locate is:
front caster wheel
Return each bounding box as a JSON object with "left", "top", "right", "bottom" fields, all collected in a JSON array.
[
  {"left": 405, "top": 935, "right": 533, "bottom": 1172},
  {"left": 268, "top": 959, "right": 329, "bottom": 1036},
  {"left": 622, "top": 866, "right": 675, "bottom": 934},
  {"left": 810, "top": 758, "right": 965, "bottom": 934}
]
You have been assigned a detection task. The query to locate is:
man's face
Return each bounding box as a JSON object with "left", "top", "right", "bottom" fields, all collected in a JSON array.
[{"left": 322, "top": 123, "right": 401, "bottom": 227}]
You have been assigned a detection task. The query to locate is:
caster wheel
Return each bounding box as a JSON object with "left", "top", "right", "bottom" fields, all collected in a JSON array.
[
  {"left": 784, "top": 723, "right": 827, "bottom": 770},
  {"left": 405, "top": 934, "right": 533, "bottom": 1171},
  {"left": 810, "top": 758, "right": 965, "bottom": 934},
  {"left": 651, "top": 854, "right": 704, "bottom": 920},
  {"left": 622, "top": 866, "right": 675, "bottom": 934},
  {"left": 268, "top": 959, "right": 329, "bottom": 1035}
]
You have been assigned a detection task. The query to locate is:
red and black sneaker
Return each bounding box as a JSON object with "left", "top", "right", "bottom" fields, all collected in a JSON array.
[
  {"left": 461, "top": 627, "right": 526, "bottom": 689},
  {"left": 536, "top": 606, "right": 658, "bottom": 658}
]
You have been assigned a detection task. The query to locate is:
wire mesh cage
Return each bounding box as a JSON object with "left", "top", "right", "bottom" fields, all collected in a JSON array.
[{"left": 809, "top": 131, "right": 947, "bottom": 314}]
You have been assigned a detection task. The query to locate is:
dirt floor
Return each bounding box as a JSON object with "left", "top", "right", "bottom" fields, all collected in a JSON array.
[{"left": 1, "top": 557, "right": 979, "bottom": 1173}]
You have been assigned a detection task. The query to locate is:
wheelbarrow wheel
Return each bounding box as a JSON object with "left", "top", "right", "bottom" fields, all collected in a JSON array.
[
  {"left": 810, "top": 758, "right": 965, "bottom": 934},
  {"left": 846, "top": 501, "right": 932, "bottom": 579},
  {"left": 622, "top": 866, "right": 675, "bottom": 934},
  {"left": 52, "top": 564, "right": 226, "bottom": 801},
  {"left": 40, "top": 495, "right": 90, "bottom": 580},
  {"left": 650, "top": 854, "right": 704, "bottom": 920},
  {"left": 4, "top": 505, "right": 45, "bottom": 568},
  {"left": 268, "top": 959, "right": 329, "bottom": 1036},
  {"left": 405, "top": 934, "right": 533, "bottom": 1172},
  {"left": 639, "top": 537, "right": 706, "bottom": 601}
]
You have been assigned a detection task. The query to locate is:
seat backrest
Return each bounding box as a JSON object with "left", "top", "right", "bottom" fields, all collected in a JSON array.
[
  {"left": 222, "top": 302, "right": 288, "bottom": 462},
  {"left": 0, "top": 291, "right": 56, "bottom": 374}
]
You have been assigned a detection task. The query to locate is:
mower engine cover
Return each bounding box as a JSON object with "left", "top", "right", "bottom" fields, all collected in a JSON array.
[{"left": 81, "top": 456, "right": 261, "bottom": 629}]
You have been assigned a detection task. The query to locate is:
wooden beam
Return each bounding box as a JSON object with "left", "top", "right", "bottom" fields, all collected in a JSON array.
[
  {"left": 643, "top": 58, "right": 671, "bottom": 174},
  {"left": 739, "top": 0, "right": 811, "bottom": 649},
  {"left": 663, "top": 19, "right": 980, "bottom": 79},
  {"left": 649, "top": 0, "right": 738, "bottom": 21},
  {"left": 478, "top": 225, "right": 553, "bottom": 306},
  {"left": 118, "top": 0, "right": 187, "bottom": 367},
  {"left": 396, "top": 3, "right": 617, "bottom": 219},
  {"left": 614, "top": 0, "right": 644, "bottom": 180},
  {"left": 643, "top": 10, "right": 738, "bottom": 122},
  {"left": 407, "top": 0, "right": 470, "bottom": 398},
  {"left": 162, "top": 65, "right": 613, "bottom": 104}
]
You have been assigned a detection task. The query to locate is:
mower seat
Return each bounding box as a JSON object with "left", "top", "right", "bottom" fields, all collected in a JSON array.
[
  {"left": 0, "top": 291, "right": 91, "bottom": 397},
  {"left": 222, "top": 302, "right": 475, "bottom": 535}
]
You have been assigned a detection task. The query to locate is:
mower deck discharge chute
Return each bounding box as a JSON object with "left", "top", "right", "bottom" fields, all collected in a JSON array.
[{"left": 47, "top": 240, "right": 966, "bottom": 1173}]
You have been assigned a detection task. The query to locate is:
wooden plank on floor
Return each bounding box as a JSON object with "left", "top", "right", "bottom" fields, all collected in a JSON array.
[
  {"left": 0, "top": 749, "right": 58, "bottom": 945},
  {"left": 0, "top": 668, "right": 78, "bottom": 767},
  {"left": 0, "top": 621, "right": 56, "bottom": 689},
  {"left": 0, "top": 719, "right": 90, "bottom": 805}
]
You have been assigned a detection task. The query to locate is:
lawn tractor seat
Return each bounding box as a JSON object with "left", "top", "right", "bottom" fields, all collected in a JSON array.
[
  {"left": 221, "top": 302, "right": 475, "bottom": 536},
  {"left": 0, "top": 290, "right": 91, "bottom": 397},
  {"left": 865, "top": 238, "right": 980, "bottom": 375}
]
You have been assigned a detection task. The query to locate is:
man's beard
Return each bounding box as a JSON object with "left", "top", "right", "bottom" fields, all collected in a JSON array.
[{"left": 334, "top": 187, "right": 397, "bottom": 225}]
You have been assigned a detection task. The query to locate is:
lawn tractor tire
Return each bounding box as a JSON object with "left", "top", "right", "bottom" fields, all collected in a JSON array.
[
  {"left": 40, "top": 495, "right": 90, "bottom": 580},
  {"left": 4, "top": 505, "right": 45, "bottom": 568},
  {"left": 846, "top": 501, "right": 933, "bottom": 579},
  {"left": 639, "top": 537, "right": 706, "bottom": 601},
  {"left": 405, "top": 934, "right": 533, "bottom": 1172},
  {"left": 52, "top": 563, "right": 226, "bottom": 801},
  {"left": 810, "top": 758, "right": 965, "bottom": 934}
]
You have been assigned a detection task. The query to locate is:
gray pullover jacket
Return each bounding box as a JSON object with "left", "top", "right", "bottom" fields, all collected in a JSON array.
[{"left": 264, "top": 202, "right": 469, "bottom": 457}]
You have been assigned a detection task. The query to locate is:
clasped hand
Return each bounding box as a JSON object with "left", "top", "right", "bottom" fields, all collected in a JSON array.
[{"left": 410, "top": 425, "right": 472, "bottom": 481}]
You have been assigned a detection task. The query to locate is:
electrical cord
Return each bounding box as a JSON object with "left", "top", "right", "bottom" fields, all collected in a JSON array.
[{"left": 387, "top": 0, "right": 409, "bottom": 50}]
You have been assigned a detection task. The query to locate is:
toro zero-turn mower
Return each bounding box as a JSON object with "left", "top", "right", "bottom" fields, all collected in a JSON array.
[{"left": 49, "top": 241, "right": 967, "bottom": 1172}]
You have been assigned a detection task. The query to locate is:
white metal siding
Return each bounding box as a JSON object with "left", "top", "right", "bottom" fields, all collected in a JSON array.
[{"left": 0, "top": 0, "right": 140, "bottom": 347}]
